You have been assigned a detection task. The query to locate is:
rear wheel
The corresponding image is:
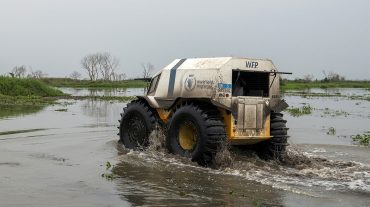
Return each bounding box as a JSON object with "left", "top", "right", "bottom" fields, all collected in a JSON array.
[
  {"left": 167, "top": 104, "right": 226, "bottom": 166},
  {"left": 257, "top": 112, "right": 289, "bottom": 160},
  {"left": 119, "top": 100, "right": 156, "bottom": 149}
]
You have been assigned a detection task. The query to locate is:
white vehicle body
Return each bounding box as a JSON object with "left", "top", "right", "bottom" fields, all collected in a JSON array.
[{"left": 140, "top": 57, "right": 288, "bottom": 144}]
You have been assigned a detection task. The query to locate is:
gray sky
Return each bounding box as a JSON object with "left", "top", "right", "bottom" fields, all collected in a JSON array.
[{"left": 0, "top": 0, "right": 369, "bottom": 80}]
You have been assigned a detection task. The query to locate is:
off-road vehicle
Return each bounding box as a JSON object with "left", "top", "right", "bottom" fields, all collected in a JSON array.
[{"left": 119, "top": 57, "right": 290, "bottom": 165}]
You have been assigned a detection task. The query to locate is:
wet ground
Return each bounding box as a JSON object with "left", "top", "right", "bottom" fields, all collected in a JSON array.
[{"left": 0, "top": 88, "right": 369, "bottom": 206}]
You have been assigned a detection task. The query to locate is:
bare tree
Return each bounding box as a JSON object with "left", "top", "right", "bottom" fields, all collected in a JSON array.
[
  {"left": 302, "top": 74, "right": 314, "bottom": 82},
  {"left": 322, "top": 70, "right": 345, "bottom": 81},
  {"left": 12, "top": 65, "right": 27, "bottom": 78},
  {"left": 29, "top": 70, "right": 47, "bottom": 79},
  {"left": 141, "top": 62, "right": 154, "bottom": 79},
  {"left": 118, "top": 73, "right": 126, "bottom": 81},
  {"left": 81, "top": 54, "right": 99, "bottom": 81},
  {"left": 81, "top": 52, "right": 120, "bottom": 81},
  {"left": 70, "top": 71, "right": 82, "bottom": 80},
  {"left": 327, "top": 72, "right": 345, "bottom": 81},
  {"left": 99, "top": 53, "right": 119, "bottom": 81}
]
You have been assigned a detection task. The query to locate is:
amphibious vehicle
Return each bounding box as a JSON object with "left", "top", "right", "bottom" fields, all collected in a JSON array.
[{"left": 119, "top": 57, "right": 290, "bottom": 165}]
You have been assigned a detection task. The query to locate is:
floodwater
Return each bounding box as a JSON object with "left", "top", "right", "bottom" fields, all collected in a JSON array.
[
  {"left": 0, "top": 88, "right": 369, "bottom": 207},
  {"left": 58, "top": 87, "right": 146, "bottom": 97}
]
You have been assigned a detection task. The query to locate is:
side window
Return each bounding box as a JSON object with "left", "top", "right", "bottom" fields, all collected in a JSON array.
[{"left": 148, "top": 74, "right": 161, "bottom": 95}]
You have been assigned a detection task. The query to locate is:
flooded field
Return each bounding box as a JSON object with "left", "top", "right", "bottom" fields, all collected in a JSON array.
[
  {"left": 0, "top": 88, "right": 369, "bottom": 206},
  {"left": 59, "top": 87, "right": 146, "bottom": 97}
]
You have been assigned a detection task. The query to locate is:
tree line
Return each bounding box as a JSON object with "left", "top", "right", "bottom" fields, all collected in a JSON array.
[
  {"left": 80, "top": 52, "right": 154, "bottom": 81},
  {"left": 7, "top": 51, "right": 155, "bottom": 81},
  {"left": 10, "top": 66, "right": 47, "bottom": 79}
]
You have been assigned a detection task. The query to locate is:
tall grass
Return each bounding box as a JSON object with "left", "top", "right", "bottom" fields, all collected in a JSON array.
[{"left": 0, "top": 76, "right": 63, "bottom": 97}]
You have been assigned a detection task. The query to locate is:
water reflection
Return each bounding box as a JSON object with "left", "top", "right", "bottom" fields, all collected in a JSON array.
[
  {"left": 59, "top": 87, "right": 146, "bottom": 97},
  {"left": 0, "top": 104, "right": 45, "bottom": 119}
]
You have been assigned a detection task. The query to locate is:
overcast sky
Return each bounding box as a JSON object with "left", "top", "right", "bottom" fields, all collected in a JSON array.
[{"left": 0, "top": 0, "right": 369, "bottom": 80}]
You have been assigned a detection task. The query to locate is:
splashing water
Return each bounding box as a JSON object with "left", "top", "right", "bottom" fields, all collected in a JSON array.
[{"left": 117, "top": 130, "right": 370, "bottom": 195}]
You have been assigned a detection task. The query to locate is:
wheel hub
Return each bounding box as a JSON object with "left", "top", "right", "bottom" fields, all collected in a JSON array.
[{"left": 178, "top": 121, "right": 197, "bottom": 150}]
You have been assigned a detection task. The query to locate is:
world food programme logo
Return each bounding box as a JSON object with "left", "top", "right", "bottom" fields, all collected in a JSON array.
[{"left": 184, "top": 75, "right": 196, "bottom": 91}]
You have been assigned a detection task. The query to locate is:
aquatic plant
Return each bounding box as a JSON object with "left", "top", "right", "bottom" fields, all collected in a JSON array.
[
  {"left": 285, "top": 105, "right": 312, "bottom": 117},
  {"left": 326, "top": 127, "right": 336, "bottom": 135},
  {"left": 101, "top": 161, "right": 116, "bottom": 181},
  {"left": 322, "top": 108, "right": 349, "bottom": 117},
  {"left": 351, "top": 134, "right": 370, "bottom": 146}
]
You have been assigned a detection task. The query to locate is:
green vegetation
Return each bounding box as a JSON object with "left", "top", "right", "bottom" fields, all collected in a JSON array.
[
  {"left": 54, "top": 108, "right": 68, "bottom": 112},
  {"left": 351, "top": 134, "right": 370, "bottom": 146},
  {"left": 322, "top": 108, "right": 349, "bottom": 117},
  {"left": 281, "top": 80, "right": 370, "bottom": 91},
  {"left": 326, "top": 127, "right": 336, "bottom": 135},
  {"left": 0, "top": 76, "right": 64, "bottom": 107},
  {"left": 0, "top": 76, "right": 63, "bottom": 97},
  {"left": 40, "top": 77, "right": 148, "bottom": 88},
  {"left": 101, "top": 161, "right": 116, "bottom": 181},
  {"left": 285, "top": 104, "right": 313, "bottom": 117}
]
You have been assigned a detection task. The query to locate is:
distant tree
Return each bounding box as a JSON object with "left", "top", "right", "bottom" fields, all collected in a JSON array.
[
  {"left": 98, "top": 53, "right": 119, "bottom": 81},
  {"left": 81, "top": 52, "right": 120, "bottom": 81},
  {"left": 29, "top": 70, "right": 47, "bottom": 79},
  {"left": 141, "top": 62, "right": 154, "bottom": 79},
  {"left": 302, "top": 74, "right": 314, "bottom": 83},
  {"left": 118, "top": 73, "right": 126, "bottom": 81},
  {"left": 31, "top": 70, "right": 47, "bottom": 79},
  {"left": 327, "top": 72, "right": 345, "bottom": 81},
  {"left": 322, "top": 70, "right": 345, "bottom": 82},
  {"left": 70, "top": 71, "right": 82, "bottom": 80},
  {"left": 12, "top": 65, "right": 27, "bottom": 78},
  {"left": 81, "top": 54, "right": 100, "bottom": 81}
]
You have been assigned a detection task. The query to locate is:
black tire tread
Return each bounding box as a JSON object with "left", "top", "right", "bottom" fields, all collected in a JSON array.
[
  {"left": 257, "top": 112, "right": 289, "bottom": 160},
  {"left": 119, "top": 99, "right": 157, "bottom": 148},
  {"left": 167, "top": 103, "right": 226, "bottom": 166}
]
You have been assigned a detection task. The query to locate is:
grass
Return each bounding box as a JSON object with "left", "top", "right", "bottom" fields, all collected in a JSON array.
[
  {"left": 0, "top": 76, "right": 63, "bottom": 97},
  {"left": 0, "top": 76, "right": 65, "bottom": 107},
  {"left": 40, "top": 77, "right": 148, "bottom": 88},
  {"left": 281, "top": 80, "right": 370, "bottom": 90},
  {"left": 285, "top": 104, "right": 313, "bottom": 117},
  {"left": 351, "top": 134, "right": 370, "bottom": 146}
]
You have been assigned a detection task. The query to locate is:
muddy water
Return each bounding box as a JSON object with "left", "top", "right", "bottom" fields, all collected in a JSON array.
[
  {"left": 0, "top": 88, "right": 369, "bottom": 206},
  {"left": 59, "top": 87, "right": 146, "bottom": 97}
]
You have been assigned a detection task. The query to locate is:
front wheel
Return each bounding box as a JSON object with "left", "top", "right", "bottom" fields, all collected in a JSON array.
[
  {"left": 167, "top": 104, "right": 226, "bottom": 166},
  {"left": 119, "top": 100, "right": 156, "bottom": 149}
]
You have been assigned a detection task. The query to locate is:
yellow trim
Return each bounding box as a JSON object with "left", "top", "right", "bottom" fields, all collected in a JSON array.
[
  {"left": 218, "top": 109, "right": 234, "bottom": 138},
  {"left": 218, "top": 107, "right": 271, "bottom": 143},
  {"left": 178, "top": 123, "right": 197, "bottom": 150},
  {"left": 264, "top": 114, "right": 270, "bottom": 137},
  {"left": 156, "top": 109, "right": 172, "bottom": 123}
]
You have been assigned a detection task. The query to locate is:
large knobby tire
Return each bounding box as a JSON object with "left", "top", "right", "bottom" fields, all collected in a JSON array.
[
  {"left": 119, "top": 100, "right": 156, "bottom": 149},
  {"left": 257, "top": 112, "right": 289, "bottom": 160},
  {"left": 167, "top": 104, "right": 226, "bottom": 166}
]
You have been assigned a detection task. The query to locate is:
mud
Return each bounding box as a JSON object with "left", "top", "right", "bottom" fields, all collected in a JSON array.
[{"left": 0, "top": 88, "right": 369, "bottom": 206}]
